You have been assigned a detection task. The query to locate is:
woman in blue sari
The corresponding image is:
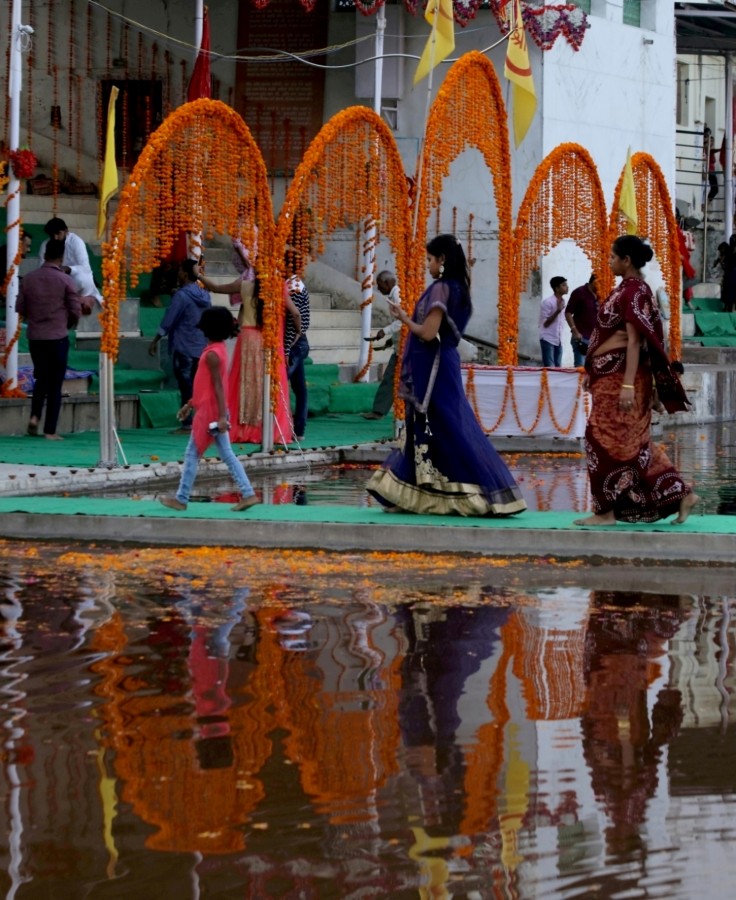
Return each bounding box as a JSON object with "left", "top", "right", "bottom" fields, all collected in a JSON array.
[{"left": 367, "top": 234, "right": 526, "bottom": 516}]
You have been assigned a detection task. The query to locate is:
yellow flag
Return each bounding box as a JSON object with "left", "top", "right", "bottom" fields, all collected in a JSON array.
[
  {"left": 413, "top": 0, "right": 455, "bottom": 86},
  {"left": 620, "top": 146, "right": 638, "bottom": 235},
  {"left": 504, "top": 0, "right": 536, "bottom": 147},
  {"left": 97, "top": 86, "right": 120, "bottom": 239}
]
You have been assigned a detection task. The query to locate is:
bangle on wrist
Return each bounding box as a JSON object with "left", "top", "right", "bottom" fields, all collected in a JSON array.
[{"left": 621, "top": 383, "right": 635, "bottom": 389}]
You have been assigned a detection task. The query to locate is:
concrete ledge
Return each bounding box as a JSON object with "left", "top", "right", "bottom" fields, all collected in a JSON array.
[
  {"left": 0, "top": 394, "right": 139, "bottom": 436},
  {"left": 0, "top": 504, "right": 734, "bottom": 567}
]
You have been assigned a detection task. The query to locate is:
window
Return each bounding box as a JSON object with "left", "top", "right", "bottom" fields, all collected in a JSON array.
[{"left": 623, "top": 0, "right": 641, "bottom": 27}]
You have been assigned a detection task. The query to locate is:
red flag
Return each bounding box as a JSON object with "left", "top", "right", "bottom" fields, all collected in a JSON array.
[{"left": 187, "top": 8, "right": 211, "bottom": 102}]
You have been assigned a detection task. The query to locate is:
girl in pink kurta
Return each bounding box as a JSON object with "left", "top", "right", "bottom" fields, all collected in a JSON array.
[{"left": 159, "top": 307, "right": 259, "bottom": 513}]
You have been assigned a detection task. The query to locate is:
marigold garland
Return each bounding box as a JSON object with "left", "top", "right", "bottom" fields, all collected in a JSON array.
[
  {"left": 464, "top": 365, "right": 587, "bottom": 436},
  {"left": 102, "top": 100, "right": 276, "bottom": 374},
  {"left": 274, "top": 106, "right": 411, "bottom": 412},
  {"left": 413, "top": 52, "right": 514, "bottom": 371},
  {"left": 609, "top": 152, "right": 682, "bottom": 359},
  {"left": 513, "top": 142, "right": 610, "bottom": 365}
]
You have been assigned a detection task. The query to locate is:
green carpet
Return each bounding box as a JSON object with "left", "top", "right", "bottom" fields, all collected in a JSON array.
[
  {"left": 0, "top": 495, "right": 733, "bottom": 534},
  {"left": 690, "top": 297, "right": 725, "bottom": 312},
  {"left": 693, "top": 311, "right": 736, "bottom": 337},
  {"left": 0, "top": 415, "right": 395, "bottom": 466}
]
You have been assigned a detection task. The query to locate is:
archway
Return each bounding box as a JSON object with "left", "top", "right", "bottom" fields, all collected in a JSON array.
[
  {"left": 513, "top": 143, "right": 610, "bottom": 365},
  {"left": 413, "top": 51, "right": 514, "bottom": 359},
  {"left": 610, "top": 152, "right": 683, "bottom": 357}
]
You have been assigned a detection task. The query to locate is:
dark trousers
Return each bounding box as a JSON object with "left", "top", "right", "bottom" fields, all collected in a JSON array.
[
  {"left": 287, "top": 335, "right": 309, "bottom": 437},
  {"left": 172, "top": 351, "right": 199, "bottom": 427},
  {"left": 372, "top": 352, "right": 397, "bottom": 416},
  {"left": 571, "top": 336, "right": 589, "bottom": 368},
  {"left": 29, "top": 336, "right": 69, "bottom": 435}
]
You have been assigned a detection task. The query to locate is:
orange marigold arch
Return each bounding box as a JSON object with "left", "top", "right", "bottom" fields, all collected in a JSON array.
[
  {"left": 101, "top": 99, "right": 275, "bottom": 361},
  {"left": 413, "top": 51, "right": 514, "bottom": 357},
  {"left": 274, "top": 106, "right": 411, "bottom": 394},
  {"left": 610, "top": 152, "right": 683, "bottom": 358},
  {"left": 513, "top": 142, "right": 610, "bottom": 365}
]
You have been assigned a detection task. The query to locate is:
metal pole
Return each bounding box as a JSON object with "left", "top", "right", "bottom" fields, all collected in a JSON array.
[
  {"left": 725, "top": 53, "right": 734, "bottom": 241},
  {"left": 4, "top": 0, "right": 24, "bottom": 393},
  {"left": 194, "top": 0, "right": 204, "bottom": 62},
  {"left": 261, "top": 358, "right": 273, "bottom": 452},
  {"left": 356, "top": 7, "right": 387, "bottom": 381}
]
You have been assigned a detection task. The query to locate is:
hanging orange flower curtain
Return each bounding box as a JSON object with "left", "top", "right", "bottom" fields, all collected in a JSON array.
[
  {"left": 412, "top": 51, "right": 514, "bottom": 360},
  {"left": 512, "top": 142, "right": 610, "bottom": 364},
  {"left": 274, "top": 105, "right": 411, "bottom": 396},
  {"left": 102, "top": 98, "right": 276, "bottom": 363},
  {"left": 610, "top": 152, "right": 682, "bottom": 359}
]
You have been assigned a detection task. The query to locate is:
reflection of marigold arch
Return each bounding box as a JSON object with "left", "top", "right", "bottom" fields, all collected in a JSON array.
[
  {"left": 101, "top": 99, "right": 275, "bottom": 362},
  {"left": 90, "top": 608, "right": 280, "bottom": 854},
  {"left": 413, "top": 52, "right": 514, "bottom": 356},
  {"left": 610, "top": 152, "right": 682, "bottom": 358},
  {"left": 513, "top": 143, "right": 610, "bottom": 365}
]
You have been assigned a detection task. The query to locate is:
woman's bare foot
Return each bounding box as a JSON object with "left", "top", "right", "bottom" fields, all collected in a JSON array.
[
  {"left": 672, "top": 493, "right": 700, "bottom": 524},
  {"left": 44, "top": 434, "right": 64, "bottom": 441},
  {"left": 573, "top": 512, "right": 616, "bottom": 527}
]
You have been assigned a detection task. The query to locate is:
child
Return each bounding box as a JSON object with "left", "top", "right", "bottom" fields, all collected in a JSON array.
[{"left": 159, "top": 306, "right": 260, "bottom": 513}]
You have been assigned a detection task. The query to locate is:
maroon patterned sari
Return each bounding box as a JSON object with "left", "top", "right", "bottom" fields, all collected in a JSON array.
[{"left": 584, "top": 278, "right": 690, "bottom": 522}]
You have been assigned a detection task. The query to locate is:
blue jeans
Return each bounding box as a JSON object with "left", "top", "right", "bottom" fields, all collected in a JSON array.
[
  {"left": 571, "top": 336, "right": 589, "bottom": 368},
  {"left": 287, "top": 335, "right": 309, "bottom": 437},
  {"left": 540, "top": 339, "right": 562, "bottom": 368},
  {"left": 176, "top": 430, "right": 255, "bottom": 504},
  {"left": 172, "top": 351, "right": 199, "bottom": 427}
]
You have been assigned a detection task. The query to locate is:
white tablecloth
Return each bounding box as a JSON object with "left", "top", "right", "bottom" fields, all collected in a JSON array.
[{"left": 461, "top": 365, "right": 589, "bottom": 439}]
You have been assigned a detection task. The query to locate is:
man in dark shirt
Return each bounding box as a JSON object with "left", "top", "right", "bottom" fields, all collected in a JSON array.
[
  {"left": 283, "top": 274, "right": 310, "bottom": 442},
  {"left": 565, "top": 273, "right": 599, "bottom": 367},
  {"left": 15, "top": 239, "right": 81, "bottom": 440},
  {"left": 148, "top": 258, "right": 211, "bottom": 432}
]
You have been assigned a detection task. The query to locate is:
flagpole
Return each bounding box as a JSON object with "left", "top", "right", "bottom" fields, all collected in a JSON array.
[{"left": 412, "top": 19, "right": 439, "bottom": 238}]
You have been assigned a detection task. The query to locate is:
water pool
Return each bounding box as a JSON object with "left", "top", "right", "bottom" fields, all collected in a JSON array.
[{"left": 1, "top": 542, "right": 734, "bottom": 897}]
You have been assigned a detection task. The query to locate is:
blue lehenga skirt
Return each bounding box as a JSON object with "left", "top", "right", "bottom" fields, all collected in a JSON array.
[{"left": 367, "top": 343, "right": 526, "bottom": 517}]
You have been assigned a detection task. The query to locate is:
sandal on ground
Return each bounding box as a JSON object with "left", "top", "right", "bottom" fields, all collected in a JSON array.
[{"left": 27, "top": 421, "right": 39, "bottom": 436}]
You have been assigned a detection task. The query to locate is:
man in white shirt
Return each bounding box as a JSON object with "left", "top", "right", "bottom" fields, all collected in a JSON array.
[
  {"left": 538, "top": 276, "right": 568, "bottom": 367},
  {"left": 362, "top": 271, "right": 402, "bottom": 419},
  {"left": 39, "top": 217, "right": 103, "bottom": 307}
]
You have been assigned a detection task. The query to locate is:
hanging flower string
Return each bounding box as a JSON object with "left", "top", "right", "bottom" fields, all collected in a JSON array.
[{"left": 465, "top": 366, "right": 587, "bottom": 436}]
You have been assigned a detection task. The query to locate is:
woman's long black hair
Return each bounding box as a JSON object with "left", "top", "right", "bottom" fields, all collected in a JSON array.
[{"left": 426, "top": 233, "right": 471, "bottom": 294}]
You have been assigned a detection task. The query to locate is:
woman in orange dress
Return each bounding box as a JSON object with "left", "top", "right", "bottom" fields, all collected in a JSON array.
[{"left": 198, "top": 271, "right": 292, "bottom": 446}]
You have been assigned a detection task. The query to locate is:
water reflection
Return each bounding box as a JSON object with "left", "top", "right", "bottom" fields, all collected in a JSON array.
[{"left": 1, "top": 550, "right": 735, "bottom": 896}]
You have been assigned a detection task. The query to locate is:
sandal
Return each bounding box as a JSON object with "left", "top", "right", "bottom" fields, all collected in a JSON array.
[{"left": 27, "top": 421, "right": 39, "bottom": 436}]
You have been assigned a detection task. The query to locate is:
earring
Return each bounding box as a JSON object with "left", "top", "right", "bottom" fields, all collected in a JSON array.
[{"left": 439, "top": 264, "right": 445, "bottom": 276}]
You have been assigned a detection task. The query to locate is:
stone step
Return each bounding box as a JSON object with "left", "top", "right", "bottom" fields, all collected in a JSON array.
[
  {"left": 681, "top": 344, "right": 736, "bottom": 365},
  {"left": 310, "top": 309, "right": 361, "bottom": 329}
]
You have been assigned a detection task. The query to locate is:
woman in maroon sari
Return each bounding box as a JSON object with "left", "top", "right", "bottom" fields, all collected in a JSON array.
[{"left": 575, "top": 235, "right": 698, "bottom": 526}]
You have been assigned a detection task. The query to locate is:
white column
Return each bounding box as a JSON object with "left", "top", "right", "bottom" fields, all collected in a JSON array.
[{"left": 4, "top": 0, "right": 24, "bottom": 392}]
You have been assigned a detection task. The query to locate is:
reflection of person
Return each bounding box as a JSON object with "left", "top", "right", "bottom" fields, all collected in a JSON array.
[
  {"left": 362, "top": 270, "right": 402, "bottom": 420},
  {"left": 538, "top": 276, "right": 568, "bottom": 367},
  {"left": 148, "top": 259, "right": 211, "bottom": 432},
  {"left": 38, "top": 217, "right": 103, "bottom": 307},
  {"left": 367, "top": 234, "right": 527, "bottom": 516},
  {"left": 15, "top": 239, "right": 81, "bottom": 440},
  {"left": 159, "top": 307, "right": 259, "bottom": 513},
  {"left": 575, "top": 235, "right": 697, "bottom": 527},
  {"left": 565, "top": 273, "right": 598, "bottom": 367},
  {"left": 581, "top": 591, "right": 686, "bottom": 856},
  {"left": 198, "top": 270, "right": 293, "bottom": 445},
  {"left": 284, "top": 274, "right": 310, "bottom": 442}
]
